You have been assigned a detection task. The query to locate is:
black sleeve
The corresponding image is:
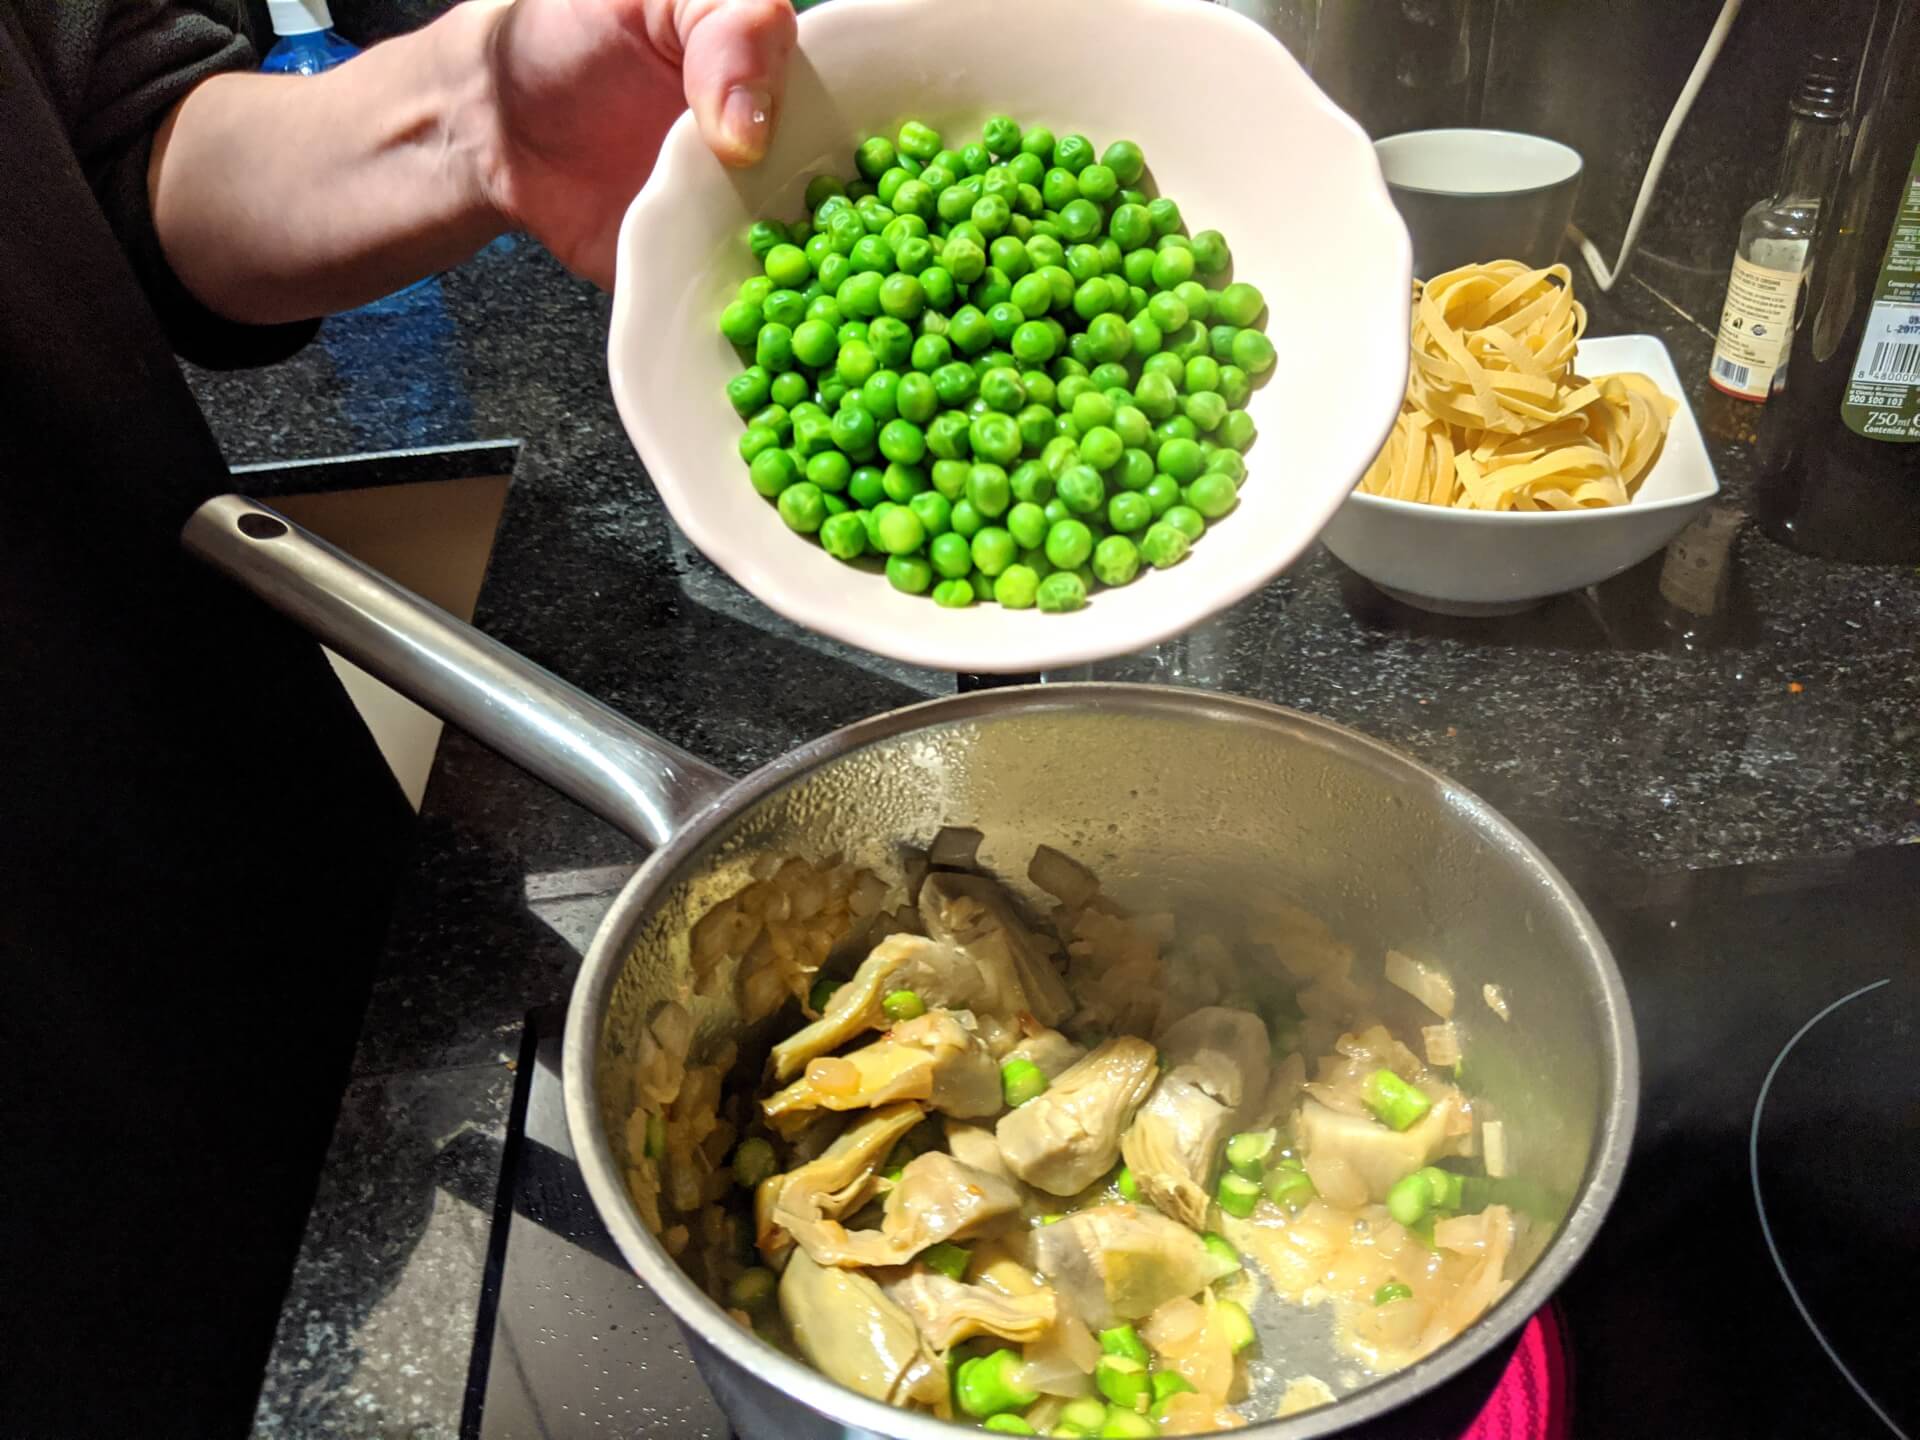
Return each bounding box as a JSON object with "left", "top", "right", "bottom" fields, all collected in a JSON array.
[{"left": 34, "top": 1, "right": 318, "bottom": 369}]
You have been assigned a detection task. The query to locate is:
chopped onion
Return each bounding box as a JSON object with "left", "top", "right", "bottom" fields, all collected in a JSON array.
[
  {"left": 806, "top": 1056, "right": 861, "bottom": 1097},
  {"left": 1028, "top": 844, "right": 1099, "bottom": 908},
  {"left": 1482, "top": 983, "right": 1511, "bottom": 1022},
  {"left": 1385, "top": 950, "right": 1455, "bottom": 1019},
  {"left": 1277, "top": 1375, "right": 1336, "bottom": 1417},
  {"left": 928, "top": 825, "right": 985, "bottom": 869},
  {"left": 1422, "top": 1022, "right": 1461, "bottom": 1068},
  {"left": 1482, "top": 1119, "right": 1509, "bottom": 1178}
]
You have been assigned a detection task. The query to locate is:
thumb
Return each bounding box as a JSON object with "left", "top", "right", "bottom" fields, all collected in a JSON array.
[{"left": 680, "top": 0, "right": 798, "bottom": 168}]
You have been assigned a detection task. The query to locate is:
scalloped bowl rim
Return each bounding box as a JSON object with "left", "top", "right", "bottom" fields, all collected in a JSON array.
[{"left": 607, "top": 0, "right": 1412, "bottom": 673}]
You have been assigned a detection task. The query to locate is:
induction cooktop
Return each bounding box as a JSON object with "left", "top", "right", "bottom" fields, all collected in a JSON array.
[{"left": 462, "top": 844, "right": 1919, "bottom": 1440}]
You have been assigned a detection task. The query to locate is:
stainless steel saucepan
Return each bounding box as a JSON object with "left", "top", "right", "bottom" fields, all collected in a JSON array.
[{"left": 184, "top": 494, "right": 1637, "bottom": 1439}]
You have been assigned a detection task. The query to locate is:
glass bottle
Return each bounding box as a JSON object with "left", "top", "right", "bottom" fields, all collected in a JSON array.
[
  {"left": 1706, "top": 54, "right": 1850, "bottom": 403},
  {"left": 1758, "top": 0, "right": 1920, "bottom": 561}
]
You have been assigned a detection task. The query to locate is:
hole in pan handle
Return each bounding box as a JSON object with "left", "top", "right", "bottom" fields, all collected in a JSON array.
[{"left": 181, "top": 494, "right": 734, "bottom": 849}]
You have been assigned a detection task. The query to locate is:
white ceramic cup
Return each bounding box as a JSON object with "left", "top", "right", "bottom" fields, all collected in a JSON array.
[{"left": 1374, "top": 128, "right": 1583, "bottom": 279}]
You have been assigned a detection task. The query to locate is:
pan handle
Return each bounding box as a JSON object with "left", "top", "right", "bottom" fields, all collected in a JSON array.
[{"left": 183, "top": 494, "right": 733, "bottom": 850}]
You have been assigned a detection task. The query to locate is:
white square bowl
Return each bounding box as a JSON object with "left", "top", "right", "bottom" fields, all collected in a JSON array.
[
  {"left": 1318, "top": 334, "right": 1719, "bottom": 615},
  {"left": 608, "top": 0, "right": 1411, "bottom": 673}
]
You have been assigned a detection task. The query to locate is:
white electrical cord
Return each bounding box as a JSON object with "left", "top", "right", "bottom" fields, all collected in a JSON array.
[{"left": 1569, "top": 0, "right": 1746, "bottom": 291}]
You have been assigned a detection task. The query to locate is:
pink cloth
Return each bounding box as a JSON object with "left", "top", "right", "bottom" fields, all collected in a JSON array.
[{"left": 1459, "top": 1305, "right": 1571, "bottom": 1440}]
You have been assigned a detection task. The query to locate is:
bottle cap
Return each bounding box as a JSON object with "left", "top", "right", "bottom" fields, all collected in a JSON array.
[
  {"left": 267, "top": 0, "right": 334, "bottom": 36},
  {"left": 1792, "top": 52, "right": 1851, "bottom": 123}
]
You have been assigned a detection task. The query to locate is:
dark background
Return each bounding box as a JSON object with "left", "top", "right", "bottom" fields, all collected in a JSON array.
[{"left": 272, "top": 0, "right": 1877, "bottom": 283}]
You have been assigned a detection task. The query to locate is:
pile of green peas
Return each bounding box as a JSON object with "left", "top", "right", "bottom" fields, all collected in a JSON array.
[{"left": 720, "top": 116, "right": 1273, "bottom": 614}]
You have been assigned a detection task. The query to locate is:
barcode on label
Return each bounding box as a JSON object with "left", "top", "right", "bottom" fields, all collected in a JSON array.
[
  {"left": 1712, "top": 356, "right": 1751, "bottom": 387},
  {"left": 1861, "top": 340, "right": 1920, "bottom": 382}
]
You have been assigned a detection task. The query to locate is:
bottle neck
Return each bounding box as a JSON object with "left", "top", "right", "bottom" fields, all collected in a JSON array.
[{"left": 1775, "top": 114, "right": 1845, "bottom": 205}]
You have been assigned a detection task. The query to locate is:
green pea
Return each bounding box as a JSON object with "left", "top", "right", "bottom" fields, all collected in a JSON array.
[
  {"left": 926, "top": 530, "right": 971, "bottom": 579},
  {"left": 971, "top": 411, "right": 1022, "bottom": 465},
  {"left": 876, "top": 166, "right": 909, "bottom": 207},
  {"left": 752, "top": 321, "right": 793, "bottom": 372},
  {"left": 1076, "top": 162, "right": 1118, "bottom": 203},
  {"left": 930, "top": 362, "right": 976, "bottom": 407},
  {"left": 1025, "top": 233, "right": 1065, "bottom": 270},
  {"left": 1114, "top": 447, "right": 1156, "bottom": 494},
  {"left": 1132, "top": 372, "right": 1177, "bottom": 422},
  {"left": 1100, "top": 138, "right": 1145, "bottom": 185},
  {"left": 982, "top": 114, "right": 1021, "bottom": 157},
  {"left": 966, "top": 462, "right": 1012, "bottom": 518},
  {"left": 1159, "top": 436, "right": 1205, "bottom": 482},
  {"left": 1205, "top": 447, "right": 1247, "bottom": 482},
  {"left": 1104, "top": 490, "right": 1150, "bottom": 534},
  {"left": 1040, "top": 167, "right": 1079, "bottom": 211},
  {"left": 784, "top": 319, "right": 830, "bottom": 371},
  {"left": 1215, "top": 280, "right": 1266, "bottom": 327},
  {"left": 1117, "top": 250, "right": 1154, "bottom": 292},
  {"left": 816, "top": 375, "right": 848, "bottom": 410},
  {"left": 895, "top": 372, "right": 937, "bottom": 425},
  {"left": 1109, "top": 204, "right": 1154, "bottom": 255},
  {"left": 966, "top": 525, "right": 1014, "bottom": 577},
  {"left": 807, "top": 450, "right": 852, "bottom": 493},
  {"left": 736, "top": 422, "right": 779, "bottom": 465},
  {"left": 1171, "top": 280, "right": 1211, "bottom": 325},
  {"left": 1078, "top": 425, "right": 1123, "bottom": 473},
  {"left": 1185, "top": 391, "right": 1228, "bottom": 432},
  {"left": 1146, "top": 196, "right": 1182, "bottom": 236},
  {"left": 776, "top": 481, "right": 825, "bottom": 534},
  {"left": 848, "top": 465, "right": 886, "bottom": 508},
  {"left": 1232, "top": 328, "right": 1277, "bottom": 375},
  {"left": 1139, "top": 520, "right": 1191, "bottom": 569},
  {"left": 992, "top": 562, "right": 1039, "bottom": 608},
  {"left": 1036, "top": 569, "right": 1087, "bottom": 612},
  {"left": 881, "top": 461, "right": 928, "bottom": 504},
  {"left": 1143, "top": 474, "right": 1182, "bottom": 516},
  {"left": 885, "top": 552, "right": 933, "bottom": 594},
  {"left": 1214, "top": 364, "right": 1251, "bottom": 410},
  {"left": 747, "top": 220, "right": 785, "bottom": 260},
  {"left": 904, "top": 334, "right": 948, "bottom": 377},
  {"left": 1104, "top": 273, "right": 1133, "bottom": 313},
  {"left": 945, "top": 305, "right": 989, "bottom": 356},
  {"left": 719, "top": 299, "right": 763, "bottom": 348},
  {"left": 1042, "top": 264, "right": 1076, "bottom": 308},
  {"left": 975, "top": 366, "right": 1023, "bottom": 414},
  {"left": 750, "top": 406, "right": 793, "bottom": 446},
  {"left": 1167, "top": 320, "right": 1210, "bottom": 363},
  {"left": 1085, "top": 313, "right": 1133, "bottom": 365},
  {"left": 928, "top": 410, "right": 974, "bottom": 460},
  {"left": 1150, "top": 245, "right": 1196, "bottom": 290},
  {"left": 1044, "top": 517, "right": 1094, "bottom": 570},
  {"left": 764, "top": 242, "right": 813, "bottom": 291},
  {"left": 1056, "top": 464, "right": 1105, "bottom": 516},
  {"left": 856, "top": 369, "right": 897, "bottom": 419},
  {"left": 1005, "top": 500, "right": 1049, "bottom": 550},
  {"left": 818, "top": 510, "right": 868, "bottom": 560},
  {"left": 1055, "top": 199, "right": 1100, "bottom": 243},
  {"left": 747, "top": 446, "right": 797, "bottom": 498},
  {"left": 981, "top": 1417, "right": 1034, "bottom": 1436},
  {"left": 1020, "top": 125, "right": 1056, "bottom": 160},
  {"left": 1163, "top": 504, "right": 1205, "bottom": 542},
  {"left": 971, "top": 194, "right": 1012, "bottom": 239},
  {"left": 875, "top": 417, "right": 924, "bottom": 466},
  {"left": 1218, "top": 408, "right": 1256, "bottom": 452},
  {"left": 949, "top": 497, "right": 984, "bottom": 538},
  {"left": 923, "top": 576, "right": 970, "bottom": 607},
  {"left": 893, "top": 119, "right": 939, "bottom": 162},
  {"left": 875, "top": 504, "right": 926, "bottom": 555},
  {"left": 792, "top": 410, "right": 833, "bottom": 456},
  {"left": 1012, "top": 404, "right": 1051, "bottom": 451},
  {"left": 726, "top": 367, "right": 771, "bottom": 418},
  {"left": 1091, "top": 533, "right": 1141, "bottom": 587},
  {"left": 1010, "top": 461, "right": 1055, "bottom": 504}
]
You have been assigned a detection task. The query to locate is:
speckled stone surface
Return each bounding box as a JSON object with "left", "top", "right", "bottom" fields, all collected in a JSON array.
[{"left": 186, "top": 218, "right": 1918, "bottom": 1440}]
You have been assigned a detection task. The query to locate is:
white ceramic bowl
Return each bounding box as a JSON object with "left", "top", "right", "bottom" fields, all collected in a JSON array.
[
  {"left": 1319, "top": 334, "right": 1719, "bottom": 616},
  {"left": 609, "top": 0, "right": 1410, "bottom": 673}
]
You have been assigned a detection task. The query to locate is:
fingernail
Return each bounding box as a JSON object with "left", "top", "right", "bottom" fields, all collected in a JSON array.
[{"left": 723, "top": 86, "right": 773, "bottom": 160}]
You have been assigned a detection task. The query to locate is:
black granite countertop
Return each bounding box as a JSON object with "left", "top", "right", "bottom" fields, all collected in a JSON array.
[{"left": 187, "top": 234, "right": 1919, "bottom": 1438}]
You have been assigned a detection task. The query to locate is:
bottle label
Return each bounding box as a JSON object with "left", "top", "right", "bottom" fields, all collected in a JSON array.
[
  {"left": 1710, "top": 256, "right": 1802, "bottom": 400},
  {"left": 1840, "top": 141, "right": 1920, "bottom": 442}
]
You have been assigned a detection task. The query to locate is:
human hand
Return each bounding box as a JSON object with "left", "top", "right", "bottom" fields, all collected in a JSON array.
[{"left": 479, "top": 0, "right": 799, "bottom": 288}]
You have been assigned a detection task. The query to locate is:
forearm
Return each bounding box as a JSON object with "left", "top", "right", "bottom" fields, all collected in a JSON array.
[{"left": 149, "top": 2, "right": 510, "bottom": 324}]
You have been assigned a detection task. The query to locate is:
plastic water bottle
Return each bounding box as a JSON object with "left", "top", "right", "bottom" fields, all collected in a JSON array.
[{"left": 261, "top": 0, "right": 359, "bottom": 75}]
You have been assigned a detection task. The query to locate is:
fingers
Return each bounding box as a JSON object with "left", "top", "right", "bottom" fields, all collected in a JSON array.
[{"left": 680, "top": 0, "right": 798, "bottom": 168}]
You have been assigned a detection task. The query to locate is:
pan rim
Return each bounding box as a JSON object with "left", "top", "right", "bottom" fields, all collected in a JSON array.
[{"left": 562, "top": 681, "right": 1639, "bottom": 1438}]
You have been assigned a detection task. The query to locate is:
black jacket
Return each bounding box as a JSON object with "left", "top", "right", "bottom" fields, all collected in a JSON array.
[{"left": 0, "top": 6, "right": 411, "bottom": 1434}]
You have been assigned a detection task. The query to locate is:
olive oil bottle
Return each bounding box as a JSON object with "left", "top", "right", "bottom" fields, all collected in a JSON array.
[{"left": 1758, "top": 0, "right": 1920, "bottom": 561}]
